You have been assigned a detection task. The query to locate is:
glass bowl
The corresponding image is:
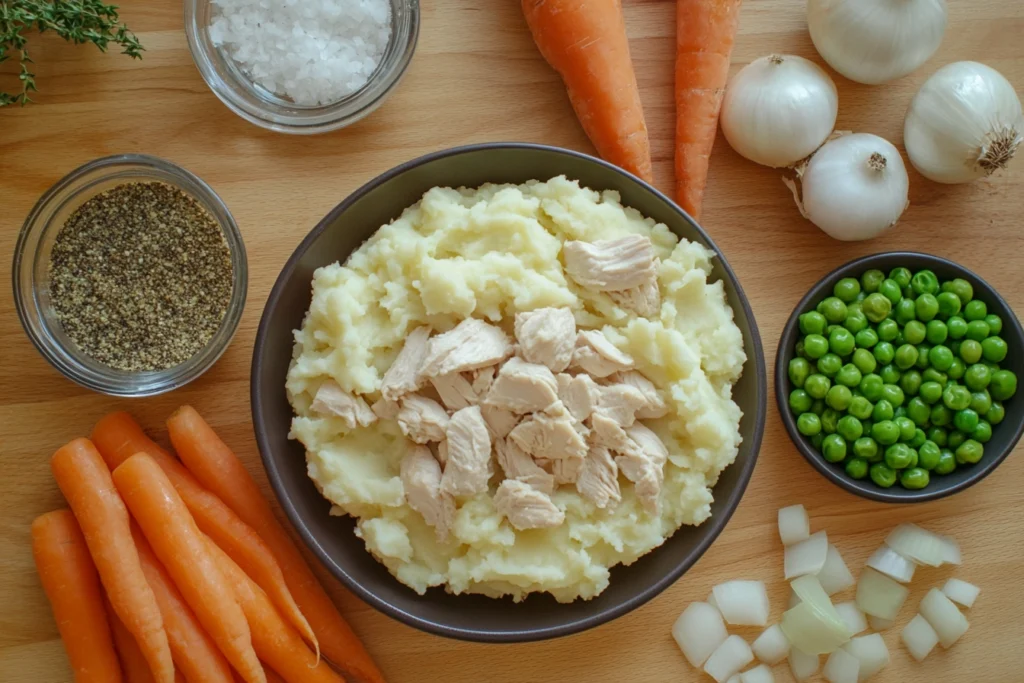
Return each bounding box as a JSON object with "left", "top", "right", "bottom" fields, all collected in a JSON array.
[
  {"left": 12, "top": 154, "right": 248, "bottom": 397},
  {"left": 185, "top": 0, "right": 420, "bottom": 134}
]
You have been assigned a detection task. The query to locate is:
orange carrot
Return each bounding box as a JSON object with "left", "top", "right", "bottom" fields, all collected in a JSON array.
[
  {"left": 105, "top": 597, "right": 154, "bottom": 683},
  {"left": 111, "top": 453, "right": 265, "bottom": 683},
  {"left": 674, "top": 0, "right": 742, "bottom": 219},
  {"left": 167, "top": 406, "right": 385, "bottom": 683},
  {"left": 31, "top": 510, "right": 123, "bottom": 683},
  {"left": 265, "top": 669, "right": 288, "bottom": 683},
  {"left": 130, "top": 523, "right": 235, "bottom": 683},
  {"left": 523, "top": 0, "right": 652, "bottom": 182},
  {"left": 92, "top": 412, "right": 317, "bottom": 654},
  {"left": 206, "top": 541, "right": 343, "bottom": 683},
  {"left": 51, "top": 440, "right": 173, "bottom": 683}
]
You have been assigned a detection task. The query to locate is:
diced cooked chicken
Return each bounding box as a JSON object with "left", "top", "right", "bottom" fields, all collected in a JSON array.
[
  {"left": 576, "top": 444, "right": 621, "bottom": 509},
  {"left": 430, "top": 372, "right": 478, "bottom": 411},
  {"left": 481, "top": 404, "right": 520, "bottom": 441},
  {"left": 592, "top": 415, "right": 666, "bottom": 514},
  {"left": 421, "top": 318, "right": 514, "bottom": 378},
  {"left": 380, "top": 326, "right": 432, "bottom": 401},
  {"left": 626, "top": 422, "right": 669, "bottom": 470},
  {"left": 483, "top": 357, "right": 559, "bottom": 414},
  {"left": 608, "top": 274, "right": 661, "bottom": 317},
  {"left": 556, "top": 373, "right": 601, "bottom": 422},
  {"left": 396, "top": 395, "right": 449, "bottom": 444},
  {"left": 493, "top": 479, "right": 565, "bottom": 530},
  {"left": 571, "top": 330, "right": 634, "bottom": 378},
  {"left": 471, "top": 366, "right": 496, "bottom": 397},
  {"left": 609, "top": 370, "right": 668, "bottom": 419},
  {"left": 562, "top": 235, "right": 657, "bottom": 291},
  {"left": 514, "top": 307, "right": 577, "bottom": 372},
  {"left": 370, "top": 397, "right": 400, "bottom": 420},
  {"left": 590, "top": 413, "right": 646, "bottom": 459},
  {"left": 311, "top": 381, "right": 377, "bottom": 430},
  {"left": 400, "top": 444, "right": 455, "bottom": 542},
  {"left": 495, "top": 437, "right": 555, "bottom": 495},
  {"left": 593, "top": 383, "right": 647, "bottom": 427},
  {"left": 552, "top": 454, "right": 585, "bottom": 486},
  {"left": 439, "top": 406, "right": 493, "bottom": 497},
  {"left": 508, "top": 401, "right": 588, "bottom": 462}
]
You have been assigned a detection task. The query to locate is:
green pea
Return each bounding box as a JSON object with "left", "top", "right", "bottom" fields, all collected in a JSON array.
[
  {"left": 916, "top": 294, "right": 939, "bottom": 322},
  {"left": 950, "top": 339, "right": 962, "bottom": 356},
  {"left": 817, "top": 353, "right": 842, "bottom": 377},
  {"left": 879, "top": 364, "right": 902, "bottom": 385},
  {"left": 919, "top": 381, "right": 943, "bottom": 405},
  {"left": 915, "top": 344, "right": 932, "bottom": 370},
  {"left": 837, "top": 364, "right": 863, "bottom": 388},
  {"left": 965, "top": 320, "right": 990, "bottom": 342},
  {"left": 943, "top": 384, "right": 972, "bottom": 411},
  {"left": 894, "top": 344, "right": 918, "bottom": 370},
  {"left": 860, "top": 293, "right": 890, "bottom": 323},
  {"left": 821, "top": 434, "right": 847, "bottom": 463},
  {"left": 922, "top": 368, "right": 948, "bottom": 386},
  {"left": 804, "top": 334, "right": 829, "bottom": 359},
  {"left": 889, "top": 267, "right": 912, "bottom": 288},
  {"left": 936, "top": 292, "right": 962, "bottom": 318},
  {"left": 981, "top": 336, "right": 1008, "bottom": 363},
  {"left": 829, "top": 327, "right": 856, "bottom": 357},
  {"left": 928, "top": 427, "right": 949, "bottom": 447},
  {"left": 930, "top": 403, "right": 953, "bottom": 426},
  {"left": 949, "top": 278, "right": 974, "bottom": 303},
  {"left": 821, "top": 408, "right": 840, "bottom": 434},
  {"left": 935, "top": 449, "right": 957, "bottom": 475},
  {"left": 903, "top": 321, "right": 926, "bottom": 345},
  {"left": 834, "top": 277, "right": 861, "bottom": 303},
  {"left": 873, "top": 342, "right": 895, "bottom": 365},
  {"left": 924, "top": 320, "right": 947, "bottom": 345},
  {"left": 836, "top": 415, "right": 863, "bottom": 442},
  {"left": 789, "top": 389, "right": 812, "bottom": 414},
  {"left": 901, "top": 467, "right": 930, "bottom": 490},
  {"left": 872, "top": 399, "right": 895, "bottom": 422},
  {"left": 947, "top": 358, "right": 966, "bottom": 380},
  {"left": 954, "top": 408, "right": 980, "bottom": 433},
  {"left": 906, "top": 397, "right": 931, "bottom": 427},
  {"left": 811, "top": 433, "right": 825, "bottom": 449},
  {"left": 861, "top": 269, "right": 885, "bottom": 293},
  {"left": 860, "top": 374, "right": 885, "bottom": 402},
  {"left": 795, "top": 340, "right": 808, "bottom": 359},
  {"left": 853, "top": 437, "right": 880, "bottom": 461},
  {"left": 893, "top": 298, "right": 916, "bottom": 325},
  {"left": 910, "top": 270, "right": 938, "bottom": 296},
  {"left": 894, "top": 416, "right": 916, "bottom": 442},
  {"left": 826, "top": 385, "right": 853, "bottom": 411},
  {"left": 845, "top": 457, "right": 869, "bottom": 479},
  {"left": 958, "top": 339, "right": 982, "bottom": 364},
  {"left": 964, "top": 299, "right": 988, "bottom": 322},
  {"left": 900, "top": 370, "right": 923, "bottom": 397},
  {"left": 788, "top": 358, "right": 811, "bottom": 388},
  {"left": 826, "top": 324, "right": 842, "bottom": 337},
  {"left": 918, "top": 441, "right": 941, "bottom": 470},
  {"left": 798, "top": 311, "right": 827, "bottom": 336},
  {"left": 805, "top": 374, "right": 831, "bottom": 399},
  {"left": 821, "top": 297, "right": 849, "bottom": 324},
  {"left": 879, "top": 279, "right": 903, "bottom": 305},
  {"left": 885, "top": 443, "right": 913, "bottom": 469},
  {"left": 909, "top": 428, "right": 927, "bottom": 449},
  {"left": 902, "top": 285, "right": 915, "bottom": 300},
  {"left": 963, "top": 364, "right": 991, "bottom": 391},
  {"left": 849, "top": 395, "right": 874, "bottom": 420},
  {"left": 984, "top": 314, "right": 1003, "bottom": 335},
  {"left": 844, "top": 310, "right": 868, "bottom": 334},
  {"left": 872, "top": 420, "right": 900, "bottom": 446},
  {"left": 854, "top": 328, "right": 879, "bottom": 349},
  {"left": 948, "top": 431, "right": 966, "bottom": 450},
  {"left": 990, "top": 369, "right": 1017, "bottom": 401},
  {"left": 947, "top": 316, "right": 968, "bottom": 340},
  {"left": 970, "top": 389, "right": 992, "bottom": 416},
  {"left": 927, "top": 345, "right": 953, "bottom": 372},
  {"left": 852, "top": 349, "right": 877, "bottom": 375},
  {"left": 810, "top": 399, "right": 826, "bottom": 416},
  {"left": 873, "top": 323, "right": 895, "bottom": 346},
  {"left": 955, "top": 439, "right": 984, "bottom": 465},
  {"left": 894, "top": 405, "right": 908, "bottom": 419},
  {"left": 870, "top": 462, "right": 898, "bottom": 488},
  {"left": 973, "top": 420, "right": 993, "bottom": 444},
  {"left": 797, "top": 412, "right": 822, "bottom": 436},
  {"left": 986, "top": 402, "right": 1005, "bottom": 425}
]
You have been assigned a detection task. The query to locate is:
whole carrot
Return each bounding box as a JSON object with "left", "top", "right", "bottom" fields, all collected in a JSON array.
[
  {"left": 674, "top": 0, "right": 742, "bottom": 219},
  {"left": 92, "top": 412, "right": 317, "bottom": 654},
  {"left": 167, "top": 406, "right": 385, "bottom": 683},
  {"left": 105, "top": 597, "right": 153, "bottom": 683},
  {"left": 31, "top": 510, "right": 124, "bottom": 683},
  {"left": 112, "top": 453, "right": 266, "bottom": 683},
  {"left": 523, "top": 0, "right": 653, "bottom": 182},
  {"left": 50, "top": 439, "right": 173, "bottom": 683}
]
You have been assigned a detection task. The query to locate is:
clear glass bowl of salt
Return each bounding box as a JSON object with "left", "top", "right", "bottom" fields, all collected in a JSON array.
[{"left": 186, "top": 0, "right": 419, "bottom": 134}]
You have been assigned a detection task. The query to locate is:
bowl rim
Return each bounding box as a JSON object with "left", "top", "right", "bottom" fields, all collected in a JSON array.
[
  {"left": 775, "top": 250, "right": 1024, "bottom": 504},
  {"left": 251, "top": 141, "right": 767, "bottom": 641}
]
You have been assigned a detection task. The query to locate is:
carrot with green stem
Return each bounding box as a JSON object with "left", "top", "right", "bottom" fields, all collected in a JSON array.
[
  {"left": 50, "top": 439, "right": 173, "bottom": 683},
  {"left": 674, "top": 0, "right": 743, "bottom": 219},
  {"left": 523, "top": 0, "right": 653, "bottom": 182}
]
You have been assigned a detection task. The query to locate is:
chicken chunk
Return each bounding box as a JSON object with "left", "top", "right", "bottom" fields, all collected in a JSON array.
[
  {"left": 608, "top": 274, "right": 661, "bottom": 318},
  {"left": 493, "top": 480, "right": 564, "bottom": 530},
  {"left": 562, "top": 235, "right": 657, "bottom": 291},
  {"left": 429, "top": 372, "right": 478, "bottom": 411},
  {"left": 396, "top": 395, "right": 449, "bottom": 444},
  {"left": 495, "top": 437, "right": 555, "bottom": 495},
  {"left": 483, "top": 357, "right": 559, "bottom": 414},
  {"left": 508, "top": 402, "right": 588, "bottom": 462},
  {"left": 421, "top": 318, "right": 514, "bottom": 378},
  {"left": 514, "top": 307, "right": 577, "bottom": 372},
  {"left": 552, "top": 454, "right": 585, "bottom": 486},
  {"left": 471, "top": 365, "right": 496, "bottom": 397},
  {"left": 556, "top": 373, "right": 601, "bottom": 423},
  {"left": 311, "top": 381, "right": 376, "bottom": 430},
  {"left": 576, "top": 444, "right": 621, "bottom": 509},
  {"left": 609, "top": 370, "right": 668, "bottom": 419},
  {"left": 380, "top": 326, "right": 432, "bottom": 401},
  {"left": 435, "top": 439, "right": 448, "bottom": 467},
  {"left": 400, "top": 444, "right": 455, "bottom": 542},
  {"left": 481, "top": 404, "right": 520, "bottom": 441},
  {"left": 571, "top": 330, "right": 635, "bottom": 378},
  {"left": 439, "top": 406, "right": 493, "bottom": 497},
  {"left": 593, "top": 383, "right": 647, "bottom": 427},
  {"left": 370, "top": 396, "right": 400, "bottom": 420},
  {"left": 592, "top": 416, "right": 667, "bottom": 515},
  {"left": 626, "top": 422, "right": 669, "bottom": 470}
]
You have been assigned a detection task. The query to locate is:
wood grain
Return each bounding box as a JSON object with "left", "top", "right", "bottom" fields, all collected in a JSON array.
[{"left": 2, "top": 0, "right": 1024, "bottom": 681}]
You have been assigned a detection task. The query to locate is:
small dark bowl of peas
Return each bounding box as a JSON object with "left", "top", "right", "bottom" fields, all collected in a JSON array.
[{"left": 776, "top": 252, "right": 1024, "bottom": 503}]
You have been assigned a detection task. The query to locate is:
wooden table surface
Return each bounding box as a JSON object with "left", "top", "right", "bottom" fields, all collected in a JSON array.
[{"left": 2, "top": 0, "right": 1024, "bottom": 681}]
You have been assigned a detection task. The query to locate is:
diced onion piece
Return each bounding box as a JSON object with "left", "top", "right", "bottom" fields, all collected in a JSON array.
[
  {"left": 752, "top": 624, "right": 790, "bottom": 665},
  {"left": 785, "top": 531, "right": 829, "bottom": 579},
  {"left": 778, "top": 504, "right": 811, "bottom": 545},
  {"left": 708, "top": 590, "right": 719, "bottom": 610},
  {"left": 867, "top": 615, "right": 894, "bottom": 631},
  {"left": 865, "top": 546, "right": 916, "bottom": 583},
  {"left": 823, "top": 647, "right": 860, "bottom": 683},
  {"left": 855, "top": 568, "right": 909, "bottom": 621},
  {"left": 789, "top": 589, "right": 801, "bottom": 609},
  {"left": 740, "top": 664, "right": 775, "bottom": 683},
  {"left": 942, "top": 578, "right": 980, "bottom": 608},
  {"left": 789, "top": 647, "right": 820, "bottom": 682},
  {"left": 672, "top": 602, "right": 729, "bottom": 667},
  {"left": 939, "top": 533, "right": 962, "bottom": 565},
  {"left": 781, "top": 602, "right": 849, "bottom": 655},
  {"left": 704, "top": 635, "right": 755, "bottom": 683},
  {"left": 919, "top": 588, "right": 969, "bottom": 648},
  {"left": 834, "top": 601, "right": 867, "bottom": 635},
  {"left": 818, "top": 544, "right": 856, "bottom": 595},
  {"left": 885, "top": 523, "right": 962, "bottom": 567},
  {"left": 901, "top": 614, "right": 939, "bottom": 661},
  {"left": 790, "top": 574, "right": 845, "bottom": 625},
  {"left": 843, "top": 633, "right": 889, "bottom": 681},
  {"left": 712, "top": 580, "right": 771, "bottom": 626}
]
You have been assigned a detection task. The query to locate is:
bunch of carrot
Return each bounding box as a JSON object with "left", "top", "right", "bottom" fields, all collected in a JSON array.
[{"left": 32, "top": 406, "right": 386, "bottom": 683}]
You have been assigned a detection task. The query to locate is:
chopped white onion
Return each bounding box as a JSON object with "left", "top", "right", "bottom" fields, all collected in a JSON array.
[
  {"left": 885, "top": 523, "right": 962, "bottom": 567},
  {"left": 865, "top": 546, "right": 916, "bottom": 583},
  {"left": 843, "top": 633, "right": 889, "bottom": 681},
  {"left": 704, "top": 635, "right": 755, "bottom": 683},
  {"left": 818, "top": 544, "right": 856, "bottom": 595},
  {"left": 901, "top": 614, "right": 939, "bottom": 661},
  {"left": 789, "top": 647, "right": 820, "bottom": 682},
  {"left": 711, "top": 580, "right": 770, "bottom": 626},
  {"left": 672, "top": 601, "right": 729, "bottom": 667},
  {"left": 855, "top": 568, "right": 909, "bottom": 621},
  {"left": 785, "top": 531, "right": 829, "bottom": 579},
  {"left": 823, "top": 646, "right": 860, "bottom": 683},
  {"left": 740, "top": 663, "right": 775, "bottom": 683},
  {"left": 942, "top": 578, "right": 981, "bottom": 608},
  {"left": 781, "top": 578, "right": 850, "bottom": 656},
  {"left": 752, "top": 624, "right": 790, "bottom": 665},
  {"left": 778, "top": 504, "right": 811, "bottom": 545},
  {"left": 867, "top": 614, "right": 894, "bottom": 631},
  {"left": 919, "top": 588, "right": 970, "bottom": 648},
  {"left": 834, "top": 601, "right": 867, "bottom": 635}
]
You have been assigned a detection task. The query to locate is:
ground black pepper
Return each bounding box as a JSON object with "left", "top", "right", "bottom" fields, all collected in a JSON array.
[{"left": 48, "top": 182, "right": 233, "bottom": 372}]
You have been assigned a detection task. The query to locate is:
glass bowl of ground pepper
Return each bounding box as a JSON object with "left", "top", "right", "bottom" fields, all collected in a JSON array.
[{"left": 13, "top": 154, "right": 247, "bottom": 397}]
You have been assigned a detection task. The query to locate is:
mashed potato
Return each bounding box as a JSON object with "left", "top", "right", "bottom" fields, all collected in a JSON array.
[{"left": 287, "top": 176, "right": 746, "bottom": 602}]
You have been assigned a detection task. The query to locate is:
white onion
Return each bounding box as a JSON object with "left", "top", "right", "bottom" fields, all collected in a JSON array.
[
  {"left": 789, "top": 647, "right": 820, "bottom": 682},
  {"left": 905, "top": 61, "right": 1023, "bottom": 183},
  {"left": 919, "top": 588, "right": 970, "bottom": 648},
  {"left": 855, "top": 568, "right": 909, "bottom": 621},
  {"left": 672, "top": 601, "right": 729, "bottom": 667},
  {"left": 782, "top": 576, "right": 850, "bottom": 654},
  {"left": 789, "top": 589, "right": 801, "bottom": 609},
  {"left": 778, "top": 504, "right": 811, "bottom": 546},
  {"left": 785, "top": 531, "right": 829, "bottom": 579},
  {"left": 885, "top": 523, "right": 961, "bottom": 567},
  {"left": 865, "top": 546, "right": 916, "bottom": 583},
  {"left": 823, "top": 646, "right": 860, "bottom": 683},
  {"left": 739, "top": 663, "right": 775, "bottom": 683},
  {"left": 867, "top": 615, "right": 894, "bottom": 631},
  {"left": 942, "top": 578, "right": 981, "bottom": 608},
  {"left": 752, "top": 624, "right": 790, "bottom": 665},
  {"left": 901, "top": 614, "right": 939, "bottom": 661},
  {"left": 712, "top": 580, "right": 770, "bottom": 626},
  {"left": 834, "top": 601, "right": 867, "bottom": 636},
  {"left": 721, "top": 55, "right": 839, "bottom": 168},
  {"left": 843, "top": 633, "right": 890, "bottom": 681},
  {"left": 818, "top": 544, "right": 856, "bottom": 595},
  {"left": 704, "top": 635, "right": 755, "bottom": 683}
]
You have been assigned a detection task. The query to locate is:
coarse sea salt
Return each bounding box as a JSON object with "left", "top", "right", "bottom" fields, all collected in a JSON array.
[{"left": 209, "top": 0, "right": 393, "bottom": 106}]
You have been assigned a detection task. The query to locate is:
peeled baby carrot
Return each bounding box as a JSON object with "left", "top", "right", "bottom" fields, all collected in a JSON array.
[
  {"left": 31, "top": 510, "right": 123, "bottom": 683},
  {"left": 105, "top": 597, "right": 153, "bottom": 683},
  {"left": 112, "top": 453, "right": 265, "bottom": 683},
  {"left": 207, "top": 540, "right": 343, "bottom": 683},
  {"left": 167, "top": 406, "right": 386, "bottom": 683},
  {"left": 92, "top": 412, "right": 317, "bottom": 654},
  {"left": 51, "top": 439, "right": 173, "bottom": 683}
]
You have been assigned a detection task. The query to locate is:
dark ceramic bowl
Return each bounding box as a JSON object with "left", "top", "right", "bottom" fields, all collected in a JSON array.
[
  {"left": 776, "top": 252, "right": 1024, "bottom": 503},
  {"left": 252, "top": 143, "right": 767, "bottom": 642}
]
